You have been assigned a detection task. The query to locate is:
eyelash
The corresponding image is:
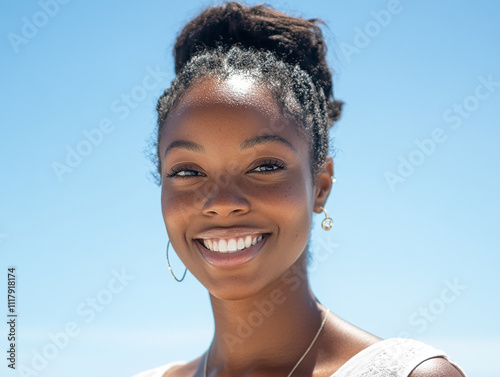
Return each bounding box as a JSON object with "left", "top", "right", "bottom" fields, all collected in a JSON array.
[{"left": 165, "top": 159, "right": 286, "bottom": 179}]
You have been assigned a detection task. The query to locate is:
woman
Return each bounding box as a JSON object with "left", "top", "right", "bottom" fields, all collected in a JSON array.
[{"left": 135, "top": 2, "right": 468, "bottom": 376}]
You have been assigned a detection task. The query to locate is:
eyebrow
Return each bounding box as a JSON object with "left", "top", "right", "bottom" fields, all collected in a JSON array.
[{"left": 164, "top": 134, "right": 296, "bottom": 158}]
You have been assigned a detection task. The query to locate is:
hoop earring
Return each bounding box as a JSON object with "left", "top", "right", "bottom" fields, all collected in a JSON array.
[
  {"left": 319, "top": 206, "right": 333, "bottom": 231},
  {"left": 166, "top": 240, "right": 187, "bottom": 282}
]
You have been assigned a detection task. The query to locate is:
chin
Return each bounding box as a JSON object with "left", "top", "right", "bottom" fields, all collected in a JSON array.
[{"left": 201, "top": 272, "right": 273, "bottom": 302}]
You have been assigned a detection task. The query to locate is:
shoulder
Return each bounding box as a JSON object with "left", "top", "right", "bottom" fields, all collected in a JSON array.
[
  {"left": 376, "top": 338, "right": 467, "bottom": 377},
  {"left": 409, "top": 357, "right": 465, "bottom": 377},
  {"left": 376, "top": 338, "right": 468, "bottom": 377},
  {"left": 328, "top": 336, "right": 468, "bottom": 377}
]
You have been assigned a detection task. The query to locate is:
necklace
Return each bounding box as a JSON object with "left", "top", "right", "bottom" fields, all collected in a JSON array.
[{"left": 203, "top": 307, "right": 330, "bottom": 377}]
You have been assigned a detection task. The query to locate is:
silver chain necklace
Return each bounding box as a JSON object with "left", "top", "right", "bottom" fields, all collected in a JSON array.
[{"left": 203, "top": 307, "right": 330, "bottom": 377}]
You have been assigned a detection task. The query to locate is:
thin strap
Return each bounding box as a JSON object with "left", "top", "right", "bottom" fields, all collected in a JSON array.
[{"left": 332, "top": 338, "right": 467, "bottom": 377}]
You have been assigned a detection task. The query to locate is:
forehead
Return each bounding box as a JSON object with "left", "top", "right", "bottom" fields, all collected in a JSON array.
[
  {"left": 161, "top": 75, "right": 304, "bottom": 144},
  {"left": 170, "top": 75, "right": 283, "bottom": 121}
]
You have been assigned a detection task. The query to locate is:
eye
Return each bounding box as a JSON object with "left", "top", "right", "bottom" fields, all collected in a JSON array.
[
  {"left": 251, "top": 159, "right": 286, "bottom": 174},
  {"left": 165, "top": 166, "right": 203, "bottom": 179},
  {"left": 165, "top": 159, "right": 286, "bottom": 178}
]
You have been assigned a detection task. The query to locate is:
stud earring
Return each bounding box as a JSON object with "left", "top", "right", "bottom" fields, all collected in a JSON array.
[
  {"left": 319, "top": 206, "right": 333, "bottom": 230},
  {"left": 166, "top": 240, "right": 187, "bottom": 282},
  {"left": 331, "top": 176, "right": 336, "bottom": 183}
]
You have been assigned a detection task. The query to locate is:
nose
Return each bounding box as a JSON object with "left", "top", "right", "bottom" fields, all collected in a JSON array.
[{"left": 201, "top": 175, "right": 250, "bottom": 217}]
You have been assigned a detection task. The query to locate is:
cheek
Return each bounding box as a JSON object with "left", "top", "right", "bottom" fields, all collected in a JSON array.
[
  {"left": 161, "top": 186, "right": 196, "bottom": 235},
  {"left": 250, "top": 180, "right": 308, "bottom": 208},
  {"left": 162, "top": 180, "right": 220, "bottom": 213},
  {"left": 250, "top": 176, "right": 313, "bottom": 276},
  {"left": 252, "top": 162, "right": 314, "bottom": 207},
  {"left": 161, "top": 180, "right": 226, "bottom": 237},
  {"left": 250, "top": 172, "right": 313, "bottom": 232},
  {"left": 272, "top": 169, "right": 314, "bottom": 243}
]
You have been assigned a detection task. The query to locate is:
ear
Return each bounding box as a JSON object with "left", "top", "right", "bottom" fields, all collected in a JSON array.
[{"left": 313, "top": 156, "right": 334, "bottom": 213}]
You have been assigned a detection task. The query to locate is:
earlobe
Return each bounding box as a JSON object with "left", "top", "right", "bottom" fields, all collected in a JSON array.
[{"left": 313, "top": 157, "right": 334, "bottom": 213}]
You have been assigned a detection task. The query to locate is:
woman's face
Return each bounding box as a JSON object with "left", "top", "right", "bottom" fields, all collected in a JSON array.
[{"left": 159, "top": 75, "right": 332, "bottom": 300}]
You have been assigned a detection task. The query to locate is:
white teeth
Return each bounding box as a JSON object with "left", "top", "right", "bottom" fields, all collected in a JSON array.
[
  {"left": 200, "top": 234, "right": 266, "bottom": 253},
  {"left": 227, "top": 239, "right": 237, "bottom": 252},
  {"left": 237, "top": 238, "right": 245, "bottom": 250},
  {"left": 218, "top": 239, "right": 228, "bottom": 252}
]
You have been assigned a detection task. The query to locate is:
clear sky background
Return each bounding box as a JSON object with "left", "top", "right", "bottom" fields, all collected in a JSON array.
[{"left": 1, "top": 1, "right": 499, "bottom": 376}]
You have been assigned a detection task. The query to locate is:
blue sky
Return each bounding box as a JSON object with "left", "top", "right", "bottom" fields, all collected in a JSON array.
[{"left": 1, "top": 1, "right": 499, "bottom": 376}]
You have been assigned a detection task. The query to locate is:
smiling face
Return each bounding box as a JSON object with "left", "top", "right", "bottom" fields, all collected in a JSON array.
[{"left": 159, "top": 74, "right": 331, "bottom": 300}]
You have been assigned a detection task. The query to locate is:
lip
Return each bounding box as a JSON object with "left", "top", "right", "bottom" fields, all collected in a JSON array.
[
  {"left": 195, "top": 233, "right": 270, "bottom": 269},
  {"left": 194, "top": 226, "right": 269, "bottom": 239}
]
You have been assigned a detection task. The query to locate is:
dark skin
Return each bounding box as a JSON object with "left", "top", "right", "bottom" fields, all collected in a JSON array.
[{"left": 158, "top": 75, "right": 464, "bottom": 377}]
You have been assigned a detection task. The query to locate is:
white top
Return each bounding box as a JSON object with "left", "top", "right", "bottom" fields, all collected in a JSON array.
[{"left": 132, "top": 338, "right": 467, "bottom": 377}]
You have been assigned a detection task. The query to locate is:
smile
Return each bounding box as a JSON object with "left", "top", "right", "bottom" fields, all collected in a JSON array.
[
  {"left": 199, "top": 234, "right": 263, "bottom": 253},
  {"left": 195, "top": 233, "right": 270, "bottom": 269}
]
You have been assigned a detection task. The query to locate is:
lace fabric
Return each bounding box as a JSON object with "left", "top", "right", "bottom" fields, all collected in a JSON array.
[
  {"left": 132, "top": 338, "right": 467, "bottom": 377},
  {"left": 332, "top": 338, "right": 467, "bottom": 377}
]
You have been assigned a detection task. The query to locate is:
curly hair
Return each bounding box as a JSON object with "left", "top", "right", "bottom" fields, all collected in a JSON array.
[{"left": 150, "top": 1, "right": 342, "bottom": 185}]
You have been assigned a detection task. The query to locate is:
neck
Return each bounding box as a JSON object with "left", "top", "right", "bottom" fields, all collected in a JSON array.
[{"left": 206, "top": 255, "right": 327, "bottom": 375}]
